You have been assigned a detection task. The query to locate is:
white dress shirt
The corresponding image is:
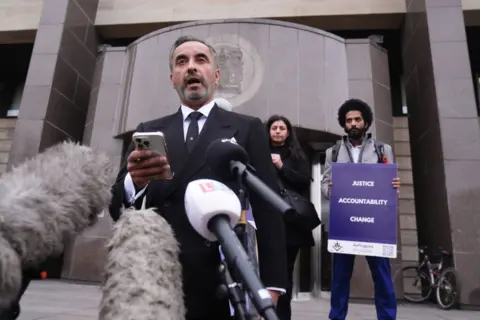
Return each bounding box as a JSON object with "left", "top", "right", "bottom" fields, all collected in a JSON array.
[
  {"left": 351, "top": 145, "right": 361, "bottom": 163},
  {"left": 123, "top": 101, "right": 285, "bottom": 297}
]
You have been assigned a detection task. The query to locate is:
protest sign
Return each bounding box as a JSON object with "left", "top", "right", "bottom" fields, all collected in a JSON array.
[{"left": 328, "top": 163, "right": 398, "bottom": 258}]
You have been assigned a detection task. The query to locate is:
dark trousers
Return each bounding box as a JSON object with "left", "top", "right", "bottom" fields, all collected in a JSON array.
[
  {"left": 276, "top": 245, "right": 300, "bottom": 320},
  {"left": 329, "top": 253, "right": 397, "bottom": 320},
  {"left": 0, "top": 270, "right": 33, "bottom": 320}
]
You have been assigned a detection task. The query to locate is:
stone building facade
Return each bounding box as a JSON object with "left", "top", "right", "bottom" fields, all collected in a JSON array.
[{"left": 0, "top": 0, "right": 479, "bottom": 307}]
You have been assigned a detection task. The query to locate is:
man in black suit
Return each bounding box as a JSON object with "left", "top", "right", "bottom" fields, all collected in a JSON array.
[{"left": 109, "top": 35, "right": 288, "bottom": 320}]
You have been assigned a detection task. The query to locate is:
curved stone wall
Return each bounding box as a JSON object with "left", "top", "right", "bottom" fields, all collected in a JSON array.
[{"left": 111, "top": 19, "right": 350, "bottom": 137}]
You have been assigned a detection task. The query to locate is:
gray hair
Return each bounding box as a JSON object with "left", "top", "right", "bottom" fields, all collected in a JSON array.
[{"left": 169, "top": 35, "right": 217, "bottom": 72}]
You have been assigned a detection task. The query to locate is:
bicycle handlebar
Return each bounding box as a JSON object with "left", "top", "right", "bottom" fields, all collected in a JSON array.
[{"left": 417, "top": 246, "right": 452, "bottom": 256}]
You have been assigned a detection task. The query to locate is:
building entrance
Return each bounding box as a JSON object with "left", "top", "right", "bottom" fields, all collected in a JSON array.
[{"left": 291, "top": 129, "right": 339, "bottom": 299}]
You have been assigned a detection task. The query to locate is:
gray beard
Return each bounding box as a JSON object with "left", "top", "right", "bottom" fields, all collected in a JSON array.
[{"left": 177, "top": 85, "right": 210, "bottom": 101}]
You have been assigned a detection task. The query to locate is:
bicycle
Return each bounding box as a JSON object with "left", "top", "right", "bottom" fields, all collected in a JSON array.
[{"left": 395, "top": 246, "right": 460, "bottom": 310}]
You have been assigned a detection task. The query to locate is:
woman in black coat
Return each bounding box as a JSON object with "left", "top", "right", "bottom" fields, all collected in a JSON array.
[{"left": 266, "top": 115, "right": 314, "bottom": 320}]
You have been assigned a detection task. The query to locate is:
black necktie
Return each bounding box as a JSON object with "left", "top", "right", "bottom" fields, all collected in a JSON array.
[{"left": 186, "top": 111, "right": 203, "bottom": 153}]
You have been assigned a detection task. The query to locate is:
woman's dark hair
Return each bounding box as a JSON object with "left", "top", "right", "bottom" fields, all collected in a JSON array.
[
  {"left": 266, "top": 115, "right": 306, "bottom": 160},
  {"left": 337, "top": 98, "right": 373, "bottom": 128}
]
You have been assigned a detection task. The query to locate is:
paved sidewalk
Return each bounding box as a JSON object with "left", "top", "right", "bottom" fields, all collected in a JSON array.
[{"left": 15, "top": 280, "right": 479, "bottom": 320}]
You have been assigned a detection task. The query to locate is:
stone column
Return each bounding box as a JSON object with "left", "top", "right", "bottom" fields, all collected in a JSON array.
[
  {"left": 0, "top": 119, "right": 16, "bottom": 174},
  {"left": 402, "top": 0, "right": 480, "bottom": 306},
  {"left": 393, "top": 117, "right": 420, "bottom": 296},
  {"left": 7, "top": 0, "right": 100, "bottom": 167},
  {"left": 61, "top": 47, "right": 126, "bottom": 281}
]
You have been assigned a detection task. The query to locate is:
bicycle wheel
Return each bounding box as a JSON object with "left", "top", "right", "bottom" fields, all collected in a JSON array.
[
  {"left": 396, "top": 266, "right": 433, "bottom": 303},
  {"left": 436, "top": 267, "right": 460, "bottom": 310}
]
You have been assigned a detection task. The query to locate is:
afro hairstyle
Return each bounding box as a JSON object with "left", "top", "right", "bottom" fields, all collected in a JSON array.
[{"left": 337, "top": 98, "right": 373, "bottom": 129}]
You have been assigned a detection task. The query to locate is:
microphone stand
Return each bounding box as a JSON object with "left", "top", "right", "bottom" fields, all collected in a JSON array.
[
  {"left": 222, "top": 161, "right": 282, "bottom": 320},
  {"left": 219, "top": 175, "right": 256, "bottom": 320},
  {"left": 209, "top": 215, "right": 279, "bottom": 320},
  {"left": 218, "top": 261, "right": 249, "bottom": 320}
]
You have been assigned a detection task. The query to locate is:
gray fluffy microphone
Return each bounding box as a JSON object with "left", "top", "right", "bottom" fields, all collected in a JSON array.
[
  {"left": 99, "top": 208, "right": 185, "bottom": 320},
  {"left": 0, "top": 141, "right": 115, "bottom": 310}
]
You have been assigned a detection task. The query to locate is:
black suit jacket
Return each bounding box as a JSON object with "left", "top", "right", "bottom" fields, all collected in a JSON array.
[
  {"left": 275, "top": 151, "right": 315, "bottom": 248},
  {"left": 109, "top": 105, "right": 288, "bottom": 318}
]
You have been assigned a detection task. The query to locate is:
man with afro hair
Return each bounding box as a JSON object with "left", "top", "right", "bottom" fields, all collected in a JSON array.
[{"left": 321, "top": 98, "right": 401, "bottom": 320}]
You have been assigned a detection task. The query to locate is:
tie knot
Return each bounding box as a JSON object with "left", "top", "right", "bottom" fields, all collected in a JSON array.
[{"left": 188, "top": 111, "right": 203, "bottom": 121}]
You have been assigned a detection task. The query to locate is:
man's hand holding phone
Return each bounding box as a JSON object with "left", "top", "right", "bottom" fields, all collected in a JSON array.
[{"left": 127, "top": 149, "right": 172, "bottom": 188}]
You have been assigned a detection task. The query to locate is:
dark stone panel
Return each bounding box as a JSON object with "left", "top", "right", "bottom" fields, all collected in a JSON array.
[
  {"left": 74, "top": 0, "right": 99, "bottom": 23},
  {"left": 402, "top": 0, "right": 480, "bottom": 306},
  {"left": 84, "top": 23, "right": 100, "bottom": 56},
  {"left": 39, "top": 121, "right": 72, "bottom": 152},
  {"left": 84, "top": 59, "right": 104, "bottom": 130},
  {"left": 75, "top": 76, "right": 93, "bottom": 113},
  {"left": 59, "top": 27, "right": 96, "bottom": 84},
  {"left": 45, "top": 88, "right": 86, "bottom": 140},
  {"left": 65, "top": 0, "right": 90, "bottom": 44},
  {"left": 52, "top": 56, "right": 78, "bottom": 101}
]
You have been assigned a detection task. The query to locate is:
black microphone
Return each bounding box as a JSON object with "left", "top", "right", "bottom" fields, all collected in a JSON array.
[
  {"left": 205, "top": 138, "right": 294, "bottom": 216},
  {"left": 99, "top": 208, "right": 185, "bottom": 320},
  {"left": 0, "top": 141, "right": 115, "bottom": 311}
]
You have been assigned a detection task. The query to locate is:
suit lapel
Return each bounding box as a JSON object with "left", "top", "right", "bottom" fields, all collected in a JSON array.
[
  {"left": 163, "top": 105, "right": 237, "bottom": 198},
  {"left": 162, "top": 110, "right": 188, "bottom": 174}
]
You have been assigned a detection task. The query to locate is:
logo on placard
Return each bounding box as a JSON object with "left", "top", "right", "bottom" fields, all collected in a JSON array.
[
  {"left": 206, "top": 34, "right": 264, "bottom": 108},
  {"left": 332, "top": 241, "right": 343, "bottom": 252},
  {"left": 382, "top": 245, "right": 394, "bottom": 257}
]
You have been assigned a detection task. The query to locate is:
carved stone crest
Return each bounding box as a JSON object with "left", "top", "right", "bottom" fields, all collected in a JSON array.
[
  {"left": 206, "top": 34, "right": 263, "bottom": 108},
  {"left": 217, "top": 45, "right": 244, "bottom": 95}
]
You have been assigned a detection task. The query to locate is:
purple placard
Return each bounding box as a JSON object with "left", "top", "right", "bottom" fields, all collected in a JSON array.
[{"left": 327, "top": 163, "right": 398, "bottom": 258}]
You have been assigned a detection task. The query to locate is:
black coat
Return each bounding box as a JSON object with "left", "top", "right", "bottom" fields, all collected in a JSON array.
[
  {"left": 109, "top": 105, "right": 288, "bottom": 319},
  {"left": 272, "top": 146, "right": 315, "bottom": 248}
]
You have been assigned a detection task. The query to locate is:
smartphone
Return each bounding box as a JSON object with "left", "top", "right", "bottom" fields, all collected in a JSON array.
[{"left": 132, "top": 131, "right": 168, "bottom": 158}]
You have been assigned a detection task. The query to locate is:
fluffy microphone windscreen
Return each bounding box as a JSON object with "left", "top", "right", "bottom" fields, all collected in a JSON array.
[
  {"left": 0, "top": 141, "right": 114, "bottom": 311},
  {"left": 0, "top": 141, "right": 114, "bottom": 269},
  {"left": 0, "top": 237, "right": 21, "bottom": 311},
  {"left": 99, "top": 208, "right": 185, "bottom": 320},
  {"left": 205, "top": 138, "right": 249, "bottom": 181}
]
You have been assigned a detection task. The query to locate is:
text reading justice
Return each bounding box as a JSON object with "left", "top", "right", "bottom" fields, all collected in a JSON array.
[{"left": 352, "top": 180, "right": 375, "bottom": 187}]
